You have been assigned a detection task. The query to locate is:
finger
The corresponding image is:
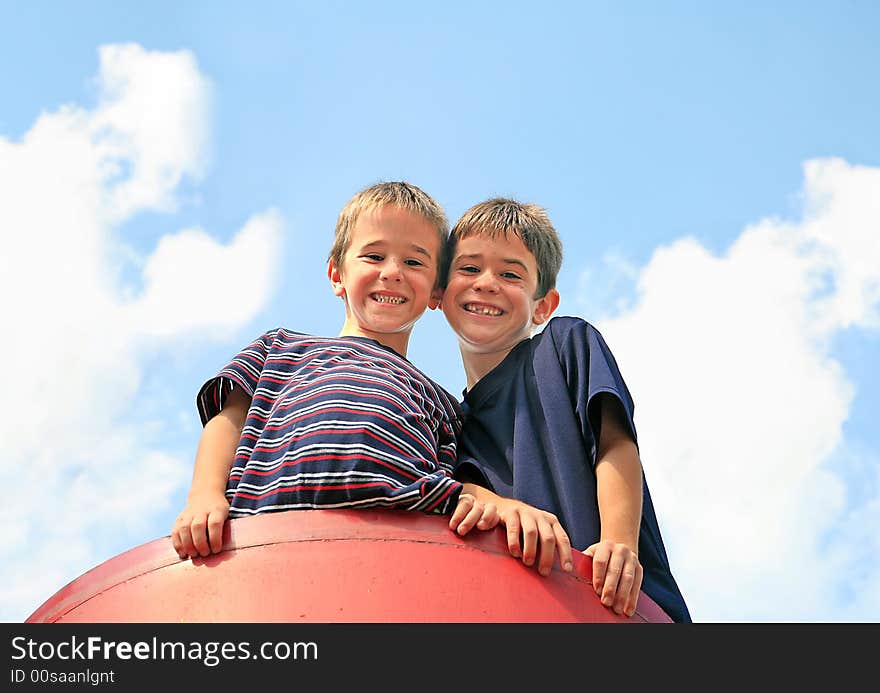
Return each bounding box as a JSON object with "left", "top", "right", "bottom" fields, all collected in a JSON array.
[
  {"left": 171, "top": 514, "right": 193, "bottom": 559},
  {"left": 191, "top": 518, "right": 210, "bottom": 557},
  {"left": 208, "top": 511, "right": 226, "bottom": 553},
  {"left": 448, "top": 494, "right": 474, "bottom": 531},
  {"left": 519, "top": 516, "right": 538, "bottom": 567},
  {"left": 601, "top": 551, "right": 625, "bottom": 610},
  {"left": 553, "top": 524, "right": 574, "bottom": 572},
  {"left": 456, "top": 500, "right": 485, "bottom": 536},
  {"left": 613, "top": 556, "right": 637, "bottom": 615},
  {"left": 625, "top": 563, "right": 644, "bottom": 618},
  {"left": 178, "top": 524, "right": 197, "bottom": 560},
  {"left": 587, "top": 544, "right": 610, "bottom": 595},
  {"left": 171, "top": 524, "right": 184, "bottom": 557},
  {"left": 538, "top": 516, "right": 558, "bottom": 577},
  {"left": 476, "top": 503, "right": 499, "bottom": 530},
  {"left": 535, "top": 521, "right": 559, "bottom": 576},
  {"left": 504, "top": 513, "right": 522, "bottom": 559}
]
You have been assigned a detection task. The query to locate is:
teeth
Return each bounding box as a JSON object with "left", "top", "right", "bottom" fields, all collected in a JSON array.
[
  {"left": 465, "top": 303, "right": 503, "bottom": 316},
  {"left": 372, "top": 294, "right": 406, "bottom": 304}
]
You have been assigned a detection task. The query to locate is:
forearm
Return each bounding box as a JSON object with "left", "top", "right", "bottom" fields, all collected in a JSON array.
[
  {"left": 459, "top": 481, "right": 544, "bottom": 518},
  {"left": 460, "top": 482, "right": 501, "bottom": 504},
  {"left": 595, "top": 438, "right": 642, "bottom": 549},
  {"left": 186, "top": 389, "right": 249, "bottom": 500},
  {"left": 187, "top": 418, "right": 239, "bottom": 499}
]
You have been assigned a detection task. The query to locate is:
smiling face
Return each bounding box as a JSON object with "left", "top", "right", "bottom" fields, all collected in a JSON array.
[
  {"left": 442, "top": 232, "right": 559, "bottom": 382},
  {"left": 328, "top": 204, "right": 442, "bottom": 356}
]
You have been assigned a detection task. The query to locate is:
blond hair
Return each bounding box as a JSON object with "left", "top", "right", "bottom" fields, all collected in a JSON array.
[{"left": 328, "top": 181, "right": 449, "bottom": 285}]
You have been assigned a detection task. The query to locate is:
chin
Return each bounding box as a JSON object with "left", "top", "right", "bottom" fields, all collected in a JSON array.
[{"left": 461, "top": 329, "right": 502, "bottom": 348}]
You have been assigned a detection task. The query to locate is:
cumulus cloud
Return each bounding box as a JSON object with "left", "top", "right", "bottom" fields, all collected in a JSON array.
[
  {"left": 130, "top": 210, "right": 284, "bottom": 338},
  {"left": 584, "top": 158, "right": 880, "bottom": 621},
  {"left": 0, "top": 44, "right": 283, "bottom": 622}
]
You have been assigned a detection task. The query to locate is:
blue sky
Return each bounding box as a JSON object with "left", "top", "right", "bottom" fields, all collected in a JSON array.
[{"left": 1, "top": 1, "right": 878, "bottom": 622}]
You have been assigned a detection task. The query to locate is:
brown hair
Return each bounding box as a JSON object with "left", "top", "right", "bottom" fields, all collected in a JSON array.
[{"left": 446, "top": 197, "right": 563, "bottom": 297}]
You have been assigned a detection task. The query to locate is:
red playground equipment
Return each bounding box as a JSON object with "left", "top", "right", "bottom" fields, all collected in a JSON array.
[{"left": 26, "top": 509, "right": 672, "bottom": 623}]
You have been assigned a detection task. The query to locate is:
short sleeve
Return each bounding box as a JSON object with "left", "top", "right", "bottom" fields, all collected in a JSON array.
[
  {"left": 550, "top": 318, "right": 638, "bottom": 456},
  {"left": 195, "top": 330, "right": 276, "bottom": 426}
]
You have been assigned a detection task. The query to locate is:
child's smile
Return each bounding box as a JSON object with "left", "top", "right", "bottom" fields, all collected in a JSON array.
[
  {"left": 442, "top": 232, "right": 558, "bottom": 382},
  {"left": 463, "top": 301, "right": 504, "bottom": 317},
  {"left": 443, "top": 233, "right": 544, "bottom": 354},
  {"left": 371, "top": 291, "right": 407, "bottom": 305},
  {"left": 329, "top": 204, "right": 442, "bottom": 356}
]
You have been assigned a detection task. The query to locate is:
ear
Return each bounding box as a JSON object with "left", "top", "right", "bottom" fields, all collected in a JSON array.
[
  {"left": 531, "top": 288, "right": 560, "bottom": 326},
  {"left": 328, "top": 260, "right": 345, "bottom": 298},
  {"left": 428, "top": 287, "right": 443, "bottom": 311}
]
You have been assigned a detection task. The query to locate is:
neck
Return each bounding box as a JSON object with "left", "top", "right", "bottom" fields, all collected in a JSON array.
[
  {"left": 460, "top": 348, "right": 511, "bottom": 391},
  {"left": 338, "top": 324, "right": 410, "bottom": 358}
]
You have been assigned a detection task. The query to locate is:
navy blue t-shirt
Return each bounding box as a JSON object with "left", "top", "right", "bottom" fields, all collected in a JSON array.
[{"left": 455, "top": 315, "right": 691, "bottom": 623}]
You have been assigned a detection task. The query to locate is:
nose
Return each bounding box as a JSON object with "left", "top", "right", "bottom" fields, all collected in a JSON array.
[
  {"left": 379, "top": 258, "right": 403, "bottom": 282},
  {"left": 472, "top": 269, "right": 499, "bottom": 292}
]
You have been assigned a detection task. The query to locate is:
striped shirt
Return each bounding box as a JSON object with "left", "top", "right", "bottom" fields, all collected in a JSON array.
[{"left": 197, "top": 329, "right": 463, "bottom": 516}]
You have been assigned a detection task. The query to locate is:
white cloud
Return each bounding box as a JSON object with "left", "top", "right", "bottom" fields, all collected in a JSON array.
[
  {"left": 587, "top": 158, "right": 880, "bottom": 621},
  {"left": 130, "top": 209, "right": 284, "bottom": 338},
  {"left": 0, "top": 44, "right": 283, "bottom": 622},
  {"left": 91, "top": 43, "right": 212, "bottom": 220}
]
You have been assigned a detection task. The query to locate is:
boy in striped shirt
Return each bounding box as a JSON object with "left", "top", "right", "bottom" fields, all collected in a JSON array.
[{"left": 171, "top": 182, "right": 574, "bottom": 577}]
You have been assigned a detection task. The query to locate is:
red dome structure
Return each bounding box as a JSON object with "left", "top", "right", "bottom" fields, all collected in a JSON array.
[{"left": 26, "top": 510, "right": 672, "bottom": 623}]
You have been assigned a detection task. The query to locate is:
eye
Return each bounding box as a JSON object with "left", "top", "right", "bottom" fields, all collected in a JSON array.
[
  {"left": 404, "top": 258, "right": 426, "bottom": 267},
  {"left": 501, "top": 271, "right": 522, "bottom": 280},
  {"left": 362, "top": 253, "right": 383, "bottom": 262},
  {"left": 458, "top": 265, "right": 479, "bottom": 274}
]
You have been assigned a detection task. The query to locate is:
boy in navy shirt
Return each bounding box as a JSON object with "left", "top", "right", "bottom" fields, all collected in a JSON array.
[{"left": 441, "top": 198, "right": 691, "bottom": 622}]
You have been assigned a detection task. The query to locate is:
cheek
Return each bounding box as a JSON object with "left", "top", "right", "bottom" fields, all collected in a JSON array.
[
  {"left": 439, "top": 295, "right": 456, "bottom": 316},
  {"left": 349, "top": 267, "right": 375, "bottom": 285},
  {"left": 411, "top": 271, "right": 436, "bottom": 291},
  {"left": 443, "top": 277, "right": 465, "bottom": 296}
]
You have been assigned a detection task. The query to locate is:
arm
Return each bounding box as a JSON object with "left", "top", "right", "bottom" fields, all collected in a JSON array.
[
  {"left": 584, "top": 394, "right": 644, "bottom": 617},
  {"left": 450, "top": 482, "right": 574, "bottom": 577},
  {"left": 171, "top": 386, "right": 250, "bottom": 559}
]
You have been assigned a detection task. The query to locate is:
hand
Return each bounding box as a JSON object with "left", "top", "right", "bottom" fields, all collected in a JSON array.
[
  {"left": 583, "top": 540, "right": 643, "bottom": 617},
  {"left": 456, "top": 483, "right": 574, "bottom": 577},
  {"left": 495, "top": 499, "right": 573, "bottom": 577},
  {"left": 171, "top": 492, "right": 230, "bottom": 559},
  {"left": 449, "top": 492, "right": 500, "bottom": 536}
]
